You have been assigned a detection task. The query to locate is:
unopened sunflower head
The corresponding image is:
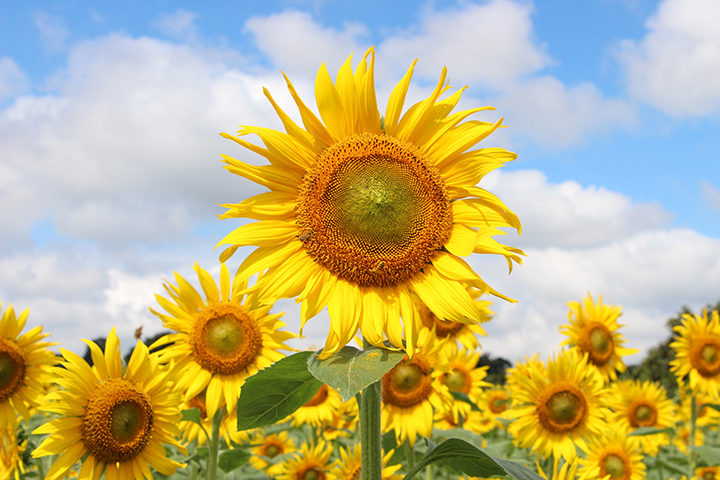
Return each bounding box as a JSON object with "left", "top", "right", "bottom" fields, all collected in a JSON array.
[
  {"left": 149, "top": 262, "right": 295, "bottom": 419},
  {"left": 218, "top": 48, "right": 523, "bottom": 358}
]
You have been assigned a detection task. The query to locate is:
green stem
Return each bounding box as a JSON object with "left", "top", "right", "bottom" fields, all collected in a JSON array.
[
  {"left": 36, "top": 455, "right": 46, "bottom": 480},
  {"left": 689, "top": 395, "right": 697, "bottom": 480},
  {"left": 360, "top": 339, "right": 383, "bottom": 480},
  {"left": 404, "top": 441, "right": 415, "bottom": 473},
  {"left": 426, "top": 461, "right": 434, "bottom": 480},
  {"left": 207, "top": 406, "right": 225, "bottom": 480}
]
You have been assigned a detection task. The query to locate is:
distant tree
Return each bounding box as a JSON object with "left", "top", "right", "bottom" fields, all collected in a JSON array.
[
  {"left": 477, "top": 353, "right": 512, "bottom": 385},
  {"left": 122, "top": 330, "right": 174, "bottom": 364}
]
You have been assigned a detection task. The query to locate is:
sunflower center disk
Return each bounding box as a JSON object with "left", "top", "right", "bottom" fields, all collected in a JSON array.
[
  {"left": 539, "top": 387, "right": 586, "bottom": 433},
  {"left": 297, "top": 133, "right": 452, "bottom": 287},
  {"left": 383, "top": 358, "right": 433, "bottom": 408},
  {"left": 264, "top": 444, "right": 282, "bottom": 458},
  {"left": 489, "top": 396, "right": 508, "bottom": 414},
  {"left": 586, "top": 324, "right": 613, "bottom": 365},
  {"left": 301, "top": 467, "right": 325, "bottom": 480},
  {"left": 602, "top": 454, "right": 627, "bottom": 479},
  {"left": 304, "top": 384, "right": 330, "bottom": 407},
  {"left": 631, "top": 402, "right": 657, "bottom": 427},
  {"left": 443, "top": 369, "right": 469, "bottom": 393},
  {"left": 696, "top": 341, "right": 720, "bottom": 377},
  {"left": 83, "top": 378, "right": 153, "bottom": 464},
  {"left": 192, "top": 304, "right": 262, "bottom": 376},
  {"left": 421, "top": 308, "right": 465, "bottom": 337},
  {"left": 703, "top": 471, "right": 716, "bottom": 480},
  {"left": 0, "top": 340, "right": 25, "bottom": 403}
]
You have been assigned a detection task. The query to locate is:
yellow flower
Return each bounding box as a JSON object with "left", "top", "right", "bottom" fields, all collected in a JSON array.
[
  {"left": 1, "top": 422, "right": 25, "bottom": 480},
  {"left": 505, "top": 349, "right": 608, "bottom": 460},
  {"left": 381, "top": 328, "right": 452, "bottom": 445},
  {"left": 670, "top": 309, "right": 720, "bottom": 396},
  {"left": 218, "top": 48, "right": 523, "bottom": 358},
  {"left": 321, "top": 395, "right": 359, "bottom": 441},
  {"left": 673, "top": 423, "right": 704, "bottom": 454},
  {"left": 437, "top": 341, "right": 489, "bottom": 422},
  {"left": 577, "top": 427, "right": 646, "bottom": 480},
  {"left": 433, "top": 408, "right": 497, "bottom": 435},
  {"left": 0, "top": 302, "right": 56, "bottom": 431},
  {"left": 606, "top": 380, "right": 675, "bottom": 456},
  {"left": 330, "top": 444, "right": 402, "bottom": 480},
  {"left": 538, "top": 457, "right": 580, "bottom": 480},
  {"left": 560, "top": 294, "right": 638, "bottom": 382},
  {"left": 32, "top": 328, "right": 186, "bottom": 480},
  {"left": 275, "top": 440, "right": 335, "bottom": 480},
  {"left": 248, "top": 429, "right": 296, "bottom": 475},
  {"left": 697, "top": 467, "right": 720, "bottom": 480},
  {"left": 292, "top": 383, "right": 344, "bottom": 428},
  {"left": 678, "top": 390, "right": 720, "bottom": 428},
  {"left": 150, "top": 262, "right": 295, "bottom": 419},
  {"left": 477, "top": 386, "right": 511, "bottom": 428},
  {"left": 416, "top": 287, "right": 493, "bottom": 351}
]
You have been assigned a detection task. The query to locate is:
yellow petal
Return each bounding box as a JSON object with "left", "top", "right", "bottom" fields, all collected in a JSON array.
[
  {"left": 216, "top": 221, "right": 298, "bottom": 248},
  {"left": 385, "top": 59, "right": 417, "bottom": 136},
  {"left": 315, "top": 63, "right": 345, "bottom": 140}
]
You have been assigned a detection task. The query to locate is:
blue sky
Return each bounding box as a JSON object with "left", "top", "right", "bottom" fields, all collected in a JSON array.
[{"left": 1, "top": 0, "right": 719, "bottom": 361}]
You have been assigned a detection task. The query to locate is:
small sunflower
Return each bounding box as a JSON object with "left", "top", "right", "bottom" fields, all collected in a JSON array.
[
  {"left": 505, "top": 349, "right": 608, "bottom": 460},
  {"left": 679, "top": 390, "right": 720, "bottom": 428},
  {"left": 577, "top": 427, "right": 646, "bottom": 480},
  {"left": 434, "top": 408, "right": 496, "bottom": 435},
  {"left": 606, "top": 380, "right": 674, "bottom": 456},
  {"left": 437, "top": 341, "right": 489, "bottom": 422},
  {"left": 330, "top": 444, "right": 402, "bottom": 480},
  {"left": 416, "top": 287, "right": 493, "bottom": 351},
  {"left": 321, "top": 395, "right": 358, "bottom": 441},
  {"left": 248, "top": 429, "right": 296, "bottom": 475},
  {"left": 275, "top": 439, "right": 335, "bottom": 480},
  {"left": 32, "top": 328, "right": 186, "bottom": 480},
  {"left": 292, "top": 383, "right": 344, "bottom": 429},
  {"left": 1, "top": 422, "right": 25, "bottom": 480},
  {"left": 697, "top": 467, "right": 720, "bottom": 480},
  {"left": 538, "top": 457, "right": 580, "bottom": 480},
  {"left": 479, "top": 386, "right": 511, "bottom": 421},
  {"left": 560, "top": 294, "right": 638, "bottom": 382},
  {"left": 381, "top": 328, "right": 453, "bottom": 445},
  {"left": 150, "top": 262, "right": 295, "bottom": 419},
  {"left": 673, "top": 423, "right": 705, "bottom": 454},
  {"left": 218, "top": 48, "right": 524, "bottom": 358},
  {"left": 0, "top": 302, "right": 56, "bottom": 431},
  {"left": 670, "top": 309, "right": 720, "bottom": 397}
]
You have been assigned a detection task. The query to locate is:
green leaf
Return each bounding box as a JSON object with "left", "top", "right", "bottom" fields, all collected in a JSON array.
[
  {"left": 236, "top": 351, "right": 323, "bottom": 431},
  {"left": 693, "top": 446, "right": 720, "bottom": 465},
  {"left": 628, "top": 426, "right": 675, "bottom": 437},
  {"left": 402, "top": 438, "right": 543, "bottom": 480},
  {"left": 656, "top": 459, "right": 689, "bottom": 476},
  {"left": 218, "top": 449, "right": 251, "bottom": 473},
  {"left": 180, "top": 408, "right": 203, "bottom": 426},
  {"left": 450, "top": 392, "right": 481, "bottom": 411},
  {"left": 307, "top": 345, "right": 405, "bottom": 402}
]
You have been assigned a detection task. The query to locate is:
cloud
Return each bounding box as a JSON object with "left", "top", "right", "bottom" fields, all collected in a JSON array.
[
  {"left": 701, "top": 181, "right": 720, "bottom": 211},
  {"left": 34, "top": 12, "right": 69, "bottom": 53},
  {"left": 618, "top": 0, "right": 720, "bottom": 116},
  {"left": 152, "top": 10, "right": 200, "bottom": 42},
  {"left": 482, "top": 169, "right": 672, "bottom": 248},
  {"left": 0, "top": 58, "right": 28, "bottom": 103}
]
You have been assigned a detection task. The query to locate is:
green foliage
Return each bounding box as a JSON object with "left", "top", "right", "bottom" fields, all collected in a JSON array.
[
  {"left": 307, "top": 345, "right": 405, "bottom": 402},
  {"left": 218, "top": 449, "right": 251, "bottom": 473},
  {"left": 477, "top": 353, "right": 512, "bottom": 385},
  {"left": 235, "top": 351, "right": 323, "bottom": 431}
]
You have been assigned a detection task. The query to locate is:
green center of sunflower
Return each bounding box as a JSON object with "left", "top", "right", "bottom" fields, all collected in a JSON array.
[
  {"left": 629, "top": 401, "right": 657, "bottom": 427},
  {"left": 548, "top": 391, "right": 582, "bottom": 424},
  {"left": 264, "top": 444, "right": 281, "bottom": 457},
  {"left": 301, "top": 468, "right": 325, "bottom": 480},
  {"left": 489, "top": 396, "right": 508, "bottom": 414},
  {"left": 602, "top": 454, "right": 626, "bottom": 479},
  {"left": 634, "top": 405, "right": 653, "bottom": 423},
  {"left": 590, "top": 327, "right": 611, "bottom": 355},
  {"left": 538, "top": 385, "right": 587, "bottom": 433},
  {"left": 111, "top": 401, "right": 146, "bottom": 444},
  {"left": 390, "top": 364, "right": 424, "bottom": 393},
  {"left": 443, "top": 368, "right": 468, "bottom": 392},
  {"left": 297, "top": 133, "right": 452, "bottom": 287},
  {"left": 701, "top": 343, "right": 719, "bottom": 365},
  {"left": 0, "top": 340, "right": 25, "bottom": 403},
  {"left": 192, "top": 303, "right": 262, "bottom": 376},
  {"left": 584, "top": 323, "right": 614, "bottom": 365},
  {"left": 703, "top": 471, "right": 716, "bottom": 480},
  {"left": 382, "top": 356, "right": 434, "bottom": 408}
]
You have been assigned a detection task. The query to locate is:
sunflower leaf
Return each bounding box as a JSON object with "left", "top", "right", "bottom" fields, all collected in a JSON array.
[
  {"left": 307, "top": 345, "right": 405, "bottom": 402},
  {"left": 401, "top": 438, "right": 543, "bottom": 480},
  {"left": 628, "top": 426, "right": 675, "bottom": 437},
  {"left": 218, "top": 449, "right": 251, "bottom": 473},
  {"left": 235, "top": 351, "right": 323, "bottom": 431},
  {"left": 692, "top": 446, "right": 720, "bottom": 465},
  {"left": 450, "top": 391, "right": 481, "bottom": 411},
  {"left": 180, "top": 408, "right": 203, "bottom": 426}
]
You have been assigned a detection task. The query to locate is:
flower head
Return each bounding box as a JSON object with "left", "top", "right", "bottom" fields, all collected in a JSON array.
[{"left": 670, "top": 309, "right": 720, "bottom": 396}]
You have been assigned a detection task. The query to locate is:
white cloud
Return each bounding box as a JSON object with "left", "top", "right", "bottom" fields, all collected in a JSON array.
[
  {"left": 152, "top": 10, "right": 200, "bottom": 42},
  {"left": 34, "top": 12, "right": 69, "bottom": 53},
  {"left": 482, "top": 169, "right": 672, "bottom": 248},
  {"left": 618, "top": 0, "right": 720, "bottom": 116},
  {"left": 701, "top": 180, "right": 720, "bottom": 211},
  {"left": 0, "top": 58, "right": 28, "bottom": 102}
]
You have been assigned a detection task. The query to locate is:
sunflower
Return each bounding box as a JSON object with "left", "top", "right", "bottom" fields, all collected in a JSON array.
[
  {"left": 697, "top": 467, "right": 720, "bottom": 480},
  {"left": 479, "top": 386, "right": 511, "bottom": 421},
  {"left": 538, "top": 457, "right": 580, "bottom": 480},
  {"left": 1, "top": 422, "right": 25, "bottom": 480},
  {"left": 670, "top": 309, "right": 720, "bottom": 397},
  {"left": 606, "top": 380, "right": 674, "bottom": 456},
  {"left": 150, "top": 262, "right": 295, "bottom": 419},
  {"left": 330, "top": 444, "right": 402, "bottom": 480},
  {"left": 248, "top": 429, "right": 296, "bottom": 475},
  {"left": 275, "top": 439, "right": 335, "bottom": 480},
  {"left": 321, "top": 394, "right": 359, "bottom": 441},
  {"left": 382, "top": 328, "right": 453, "bottom": 445},
  {"left": 560, "top": 294, "right": 638, "bottom": 383},
  {"left": 32, "top": 328, "right": 186, "bottom": 480},
  {"left": 673, "top": 423, "right": 705, "bottom": 454},
  {"left": 437, "top": 341, "right": 489, "bottom": 422},
  {"left": 577, "top": 427, "right": 646, "bottom": 480},
  {"left": 178, "top": 389, "right": 249, "bottom": 447},
  {"left": 505, "top": 349, "right": 608, "bottom": 460},
  {"left": 292, "top": 383, "right": 344, "bottom": 428},
  {"left": 679, "top": 390, "right": 720, "bottom": 428},
  {"left": 433, "top": 408, "right": 496, "bottom": 436},
  {"left": 0, "top": 302, "right": 56, "bottom": 431},
  {"left": 217, "top": 48, "right": 523, "bottom": 358}
]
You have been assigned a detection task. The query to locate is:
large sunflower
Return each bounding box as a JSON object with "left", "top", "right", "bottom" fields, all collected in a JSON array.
[
  {"left": 577, "top": 427, "right": 646, "bottom": 480},
  {"left": 150, "top": 262, "right": 294, "bottom": 419},
  {"left": 218, "top": 48, "right": 523, "bottom": 357},
  {"left": 0, "top": 302, "right": 56, "bottom": 431},
  {"left": 606, "top": 380, "right": 674, "bottom": 456},
  {"left": 505, "top": 349, "right": 608, "bottom": 460},
  {"left": 560, "top": 294, "right": 637, "bottom": 382},
  {"left": 32, "top": 328, "right": 186, "bottom": 480},
  {"left": 381, "top": 328, "right": 452, "bottom": 445},
  {"left": 670, "top": 309, "right": 720, "bottom": 397}
]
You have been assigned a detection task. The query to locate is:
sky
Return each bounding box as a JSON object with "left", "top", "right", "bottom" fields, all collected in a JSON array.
[{"left": 1, "top": 0, "right": 719, "bottom": 364}]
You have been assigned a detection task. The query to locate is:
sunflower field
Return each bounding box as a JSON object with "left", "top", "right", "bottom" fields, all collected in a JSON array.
[{"left": 2, "top": 50, "right": 720, "bottom": 480}]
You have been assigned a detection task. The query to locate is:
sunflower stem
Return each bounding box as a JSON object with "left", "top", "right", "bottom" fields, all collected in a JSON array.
[
  {"left": 689, "top": 394, "right": 697, "bottom": 480},
  {"left": 207, "top": 406, "right": 225, "bottom": 480},
  {"left": 360, "top": 340, "right": 383, "bottom": 480},
  {"left": 36, "top": 455, "right": 46, "bottom": 480},
  {"left": 404, "top": 440, "right": 415, "bottom": 473}
]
